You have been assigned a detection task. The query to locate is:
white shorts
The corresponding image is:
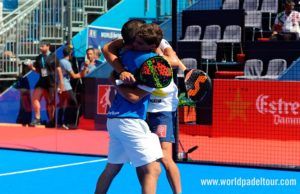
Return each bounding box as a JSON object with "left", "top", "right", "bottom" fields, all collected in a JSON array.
[{"left": 107, "top": 118, "right": 163, "bottom": 167}]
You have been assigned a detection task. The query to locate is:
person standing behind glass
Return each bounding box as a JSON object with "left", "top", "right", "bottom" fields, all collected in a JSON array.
[
  {"left": 28, "top": 41, "right": 64, "bottom": 127},
  {"left": 81, "top": 48, "right": 102, "bottom": 76},
  {"left": 57, "top": 46, "right": 89, "bottom": 129}
]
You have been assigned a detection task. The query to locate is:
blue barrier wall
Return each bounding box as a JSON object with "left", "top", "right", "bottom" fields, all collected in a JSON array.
[{"left": 0, "top": 72, "right": 49, "bottom": 123}]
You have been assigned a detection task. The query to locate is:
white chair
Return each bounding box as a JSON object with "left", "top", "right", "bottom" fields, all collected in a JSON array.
[
  {"left": 201, "top": 41, "right": 218, "bottom": 73},
  {"left": 260, "top": 59, "right": 287, "bottom": 80},
  {"left": 245, "top": 11, "right": 263, "bottom": 41},
  {"left": 218, "top": 25, "right": 241, "bottom": 61},
  {"left": 222, "top": 0, "right": 240, "bottom": 10},
  {"left": 235, "top": 59, "right": 263, "bottom": 79},
  {"left": 261, "top": 0, "right": 278, "bottom": 30},
  {"left": 179, "top": 25, "right": 201, "bottom": 41},
  {"left": 243, "top": 0, "right": 259, "bottom": 11},
  {"left": 201, "top": 25, "right": 221, "bottom": 42},
  {"left": 178, "top": 58, "right": 198, "bottom": 77}
]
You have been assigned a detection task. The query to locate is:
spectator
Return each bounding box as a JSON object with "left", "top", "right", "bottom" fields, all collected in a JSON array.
[
  {"left": 271, "top": 0, "right": 300, "bottom": 40},
  {"left": 57, "top": 46, "right": 89, "bottom": 129},
  {"left": 81, "top": 48, "right": 102, "bottom": 75},
  {"left": 94, "top": 48, "right": 105, "bottom": 64},
  {"left": 28, "top": 41, "right": 64, "bottom": 127}
]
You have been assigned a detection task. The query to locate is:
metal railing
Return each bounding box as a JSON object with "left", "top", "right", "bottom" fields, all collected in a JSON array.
[
  {"left": 85, "top": 0, "right": 107, "bottom": 9},
  {"left": 72, "top": 0, "right": 108, "bottom": 30},
  {"left": 0, "top": 0, "right": 108, "bottom": 80},
  {"left": 0, "top": 0, "right": 42, "bottom": 79}
]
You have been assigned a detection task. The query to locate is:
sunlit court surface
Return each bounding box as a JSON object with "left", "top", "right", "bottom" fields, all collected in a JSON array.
[
  {"left": 1, "top": 0, "right": 300, "bottom": 194},
  {"left": 0, "top": 149, "right": 299, "bottom": 194}
]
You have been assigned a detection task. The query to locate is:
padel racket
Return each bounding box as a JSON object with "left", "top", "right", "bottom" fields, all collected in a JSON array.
[
  {"left": 116, "top": 56, "right": 173, "bottom": 88},
  {"left": 184, "top": 69, "right": 212, "bottom": 102}
]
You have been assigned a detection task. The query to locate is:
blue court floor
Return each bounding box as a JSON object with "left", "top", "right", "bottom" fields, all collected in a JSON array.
[{"left": 0, "top": 149, "right": 299, "bottom": 194}]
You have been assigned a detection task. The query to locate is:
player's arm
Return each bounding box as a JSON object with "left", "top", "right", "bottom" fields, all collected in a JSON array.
[
  {"left": 110, "top": 73, "right": 152, "bottom": 103},
  {"left": 163, "top": 47, "right": 186, "bottom": 71},
  {"left": 102, "top": 39, "right": 136, "bottom": 84},
  {"left": 157, "top": 39, "right": 187, "bottom": 71},
  {"left": 116, "top": 85, "right": 151, "bottom": 103}
]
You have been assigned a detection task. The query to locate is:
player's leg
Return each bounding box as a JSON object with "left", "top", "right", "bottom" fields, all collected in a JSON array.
[
  {"left": 147, "top": 111, "right": 182, "bottom": 194},
  {"left": 94, "top": 118, "right": 129, "bottom": 193},
  {"left": 136, "top": 160, "right": 161, "bottom": 194},
  {"left": 160, "top": 141, "right": 182, "bottom": 194},
  {"left": 116, "top": 118, "right": 163, "bottom": 194},
  {"left": 95, "top": 163, "right": 123, "bottom": 194},
  {"left": 30, "top": 87, "right": 43, "bottom": 125}
]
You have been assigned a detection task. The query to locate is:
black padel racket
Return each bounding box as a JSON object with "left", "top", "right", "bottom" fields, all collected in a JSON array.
[
  {"left": 116, "top": 56, "right": 173, "bottom": 88},
  {"left": 184, "top": 69, "right": 212, "bottom": 102}
]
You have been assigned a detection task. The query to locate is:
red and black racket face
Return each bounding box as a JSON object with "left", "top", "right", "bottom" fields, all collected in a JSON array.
[
  {"left": 184, "top": 69, "right": 211, "bottom": 102},
  {"left": 138, "top": 56, "right": 173, "bottom": 88}
]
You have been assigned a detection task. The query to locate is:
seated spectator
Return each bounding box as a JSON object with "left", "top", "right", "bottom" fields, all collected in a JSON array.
[{"left": 271, "top": 0, "right": 300, "bottom": 41}]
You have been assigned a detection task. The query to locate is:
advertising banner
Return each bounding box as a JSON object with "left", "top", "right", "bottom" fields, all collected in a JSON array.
[
  {"left": 213, "top": 80, "right": 300, "bottom": 140},
  {"left": 87, "top": 26, "right": 121, "bottom": 53}
]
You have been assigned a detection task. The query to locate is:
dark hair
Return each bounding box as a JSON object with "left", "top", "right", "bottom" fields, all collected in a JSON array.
[
  {"left": 39, "top": 41, "right": 51, "bottom": 47},
  {"left": 63, "top": 46, "right": 72, "bottom": 57},
  {"left": 285, "top": 0, "right": 295, "bottom": 5},
  {"left": 86, "top": 48, "right": 95, "bottom": 54},
  {"left": 136, "top": 23, "right": 163, "bottom": 47},
  {"left": 121, "top": 19, "right": 146, "bottom": 45}
]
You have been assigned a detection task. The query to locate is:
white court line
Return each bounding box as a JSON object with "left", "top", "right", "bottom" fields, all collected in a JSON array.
[{"left": 0, "top": 158, "right": 107, "bottom": 177}]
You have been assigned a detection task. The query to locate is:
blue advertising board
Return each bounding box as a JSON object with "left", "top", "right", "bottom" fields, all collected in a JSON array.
[{"left": 86, "top": 26, "right": 121, "bottom": 60}]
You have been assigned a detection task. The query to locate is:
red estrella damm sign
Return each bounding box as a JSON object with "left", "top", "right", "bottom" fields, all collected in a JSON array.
[{"left": 212, "top": 80, "right": 300, "bottom": 140}]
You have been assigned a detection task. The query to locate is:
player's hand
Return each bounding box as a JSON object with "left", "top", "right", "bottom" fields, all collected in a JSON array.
[{"left": 119, "top": 71, "right": 136, "bottom": 85}]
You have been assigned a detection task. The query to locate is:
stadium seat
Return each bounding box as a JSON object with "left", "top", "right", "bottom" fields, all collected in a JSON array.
[
  {"left": 243, "top": 0, "right": 259, "bottom": 11},
  {"left": 179, "top": 25, "right": 202, "bottom": 41},
  {"left": 218, "top": 25, "right": 242, "bottom": 61},
  {"left": 245, "top": 11, "right": 263, "bottom": 41},
  {"left": 259, "top": 59, "right": 287, "bottom": 80},
  {"left": 235, "top": 59, "right": 263, "bottom": 79},
  {"left": 201, "top": 41, "right": 218, "bottom": 73},
  {"left": 200, "top": 25, "right": 221, "bottom": 42},
  {"left": 178, "top": 58, "right": 198, "bottom": 77},
  {"left": 261, "top": 0, "right": 278, "bottom": 30},
  {"left": 222, "top": 0, "right": 240, "bottom": 10}
]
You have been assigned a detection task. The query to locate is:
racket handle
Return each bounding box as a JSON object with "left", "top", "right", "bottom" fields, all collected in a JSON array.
[{"left": 115, "top": 79, "right": 124, "bottom": 85}]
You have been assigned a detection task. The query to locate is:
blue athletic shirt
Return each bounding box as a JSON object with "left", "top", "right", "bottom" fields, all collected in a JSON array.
[{"left": 107, "top": 51, "right": 157, "bottom": 120}]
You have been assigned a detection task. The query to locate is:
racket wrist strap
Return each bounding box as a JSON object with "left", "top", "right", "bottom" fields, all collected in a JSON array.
[{"left": 184, "top": 69, "right": 191, "bottom": 77}]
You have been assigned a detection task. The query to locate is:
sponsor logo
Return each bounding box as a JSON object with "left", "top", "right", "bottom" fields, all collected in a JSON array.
[
  {"left": 89, "top": 29, "right": 97, "bottom": 38},
  {"left": 256, "top": 95, "right": 300, "bottom": 125},
  {"left": 156, "top": 125, "right": 167, "bottom": 138},
  {"left": 97, "top": 85, "right": 112, "bottom": 115},
  {"left": 150, "top": 99, "right": 162, "bottom": 103},
  {"left": 100, "top": 32, "right": 121, "bottom": 39}
]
